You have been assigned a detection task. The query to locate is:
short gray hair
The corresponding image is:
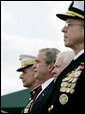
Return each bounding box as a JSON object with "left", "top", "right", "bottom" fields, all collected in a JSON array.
[
  {"left": 39, "top": 48, "right": 60, "bottom": 64},
  {"left": 57, "top": 51, "right": 75, "bottom": 65}
]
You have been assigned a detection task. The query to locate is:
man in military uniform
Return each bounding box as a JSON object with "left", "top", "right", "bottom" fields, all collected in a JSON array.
[
  {"left": 17, "top": 54, "right": 42, "bottom": 113},
  {"left": 17, "top": 54, "right": 41, "bottom": 90},
  {"left": 48, "top": 1, "right": 84, "bottom": 113}
]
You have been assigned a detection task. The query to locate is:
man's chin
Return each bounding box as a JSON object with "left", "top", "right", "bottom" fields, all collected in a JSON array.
[
  {"left": 23, "top": 83, "right": 27, "bottom": 87},
  {"left": 64, "top": 43, "right": 70, "bottom": 47}
]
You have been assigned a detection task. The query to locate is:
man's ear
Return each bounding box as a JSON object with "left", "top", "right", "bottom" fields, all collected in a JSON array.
[{"left": 48, "top": 62, "right": 54, "bottom": 72}]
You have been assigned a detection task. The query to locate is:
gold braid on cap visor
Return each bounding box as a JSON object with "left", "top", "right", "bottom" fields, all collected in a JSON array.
[
  {"left": 21, "top": 60, "right": 35, "bottom": 68},
  {"left": 66, "top": 11, "right": 84, "bottom": 19}
]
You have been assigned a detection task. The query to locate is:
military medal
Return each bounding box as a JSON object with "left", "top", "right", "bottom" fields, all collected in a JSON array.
[
  {"left": 70, "top": 88, "right": 75, "bottom": 94},
  {"left": 70, "top": 83, "right": 76, "bottom": 88},
  {"left": 60, "top": 62, "right": 84, "bottom": 94},
  {"left": 59, "top": 94, "right": 68, "bottom": 105},
  {"left": 62, "top": 77, "right": 71, "bottom": 81},
  {"left": 60, "top": 87, "right": 67, "bottom": 92},
  {"left": 74, "top": 71, "right": 82, "bottom": 77},
  {"left": 66, "top": 88, "right": 70, "bottom": 93},
  {"left": 61, "top": 82, "right": 69, "bottom": 87},
  {"left": 72, "top": 77, "right": 78, "bottom": 83}
]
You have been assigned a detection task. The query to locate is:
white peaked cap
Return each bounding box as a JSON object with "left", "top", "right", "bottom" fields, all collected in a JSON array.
[{"left": 17, "top": 54, "right": 36, "bottom": 72}]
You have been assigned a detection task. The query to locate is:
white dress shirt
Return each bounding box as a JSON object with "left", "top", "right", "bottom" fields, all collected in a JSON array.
[{"left": 37, "top": 78, "right": 54, "bottom": 98}]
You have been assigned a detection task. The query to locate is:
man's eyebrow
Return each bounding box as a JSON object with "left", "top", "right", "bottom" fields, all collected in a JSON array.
[{"left": 35, "top": 59, "right": 39, "bottom": 62}]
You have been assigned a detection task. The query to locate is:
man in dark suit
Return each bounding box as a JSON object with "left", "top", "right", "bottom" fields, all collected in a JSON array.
[
  {"left": 31, "top": 51, "right": 74, "bottom": 114},
  {"left": 48, "top": 1, "right": 84, "bottom": 113},
  {"left": 29, "top": 48, "right": 60, "bottom": 113}
]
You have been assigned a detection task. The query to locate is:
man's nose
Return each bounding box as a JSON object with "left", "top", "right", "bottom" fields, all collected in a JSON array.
[
  {"left": 52, "top": 68, "right": 56, "bottom": 74},
  {"left": 19, "top": 73, "right": 23, "bottom": 79},
  {"left": 62, "top": 26, "right": 67, "bottom": 33},
  {"left": 33, "top": 63, "right": 37, "bottom": 68}
]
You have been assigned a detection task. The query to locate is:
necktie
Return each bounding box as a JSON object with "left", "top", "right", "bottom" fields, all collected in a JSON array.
[{"left": 31, "top": 85, "right": 42, "bottom": 107}]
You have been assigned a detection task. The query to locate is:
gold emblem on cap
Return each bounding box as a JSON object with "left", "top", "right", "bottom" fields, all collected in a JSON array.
[
  {"left": 66, "top": 11, "right": 84, "bottom": 19},
  {"left": 21, "top": 60, "right": 35, "bottom": 67},
  {"left": 59, "top": 94, "right": 68, "bottom": 105}
]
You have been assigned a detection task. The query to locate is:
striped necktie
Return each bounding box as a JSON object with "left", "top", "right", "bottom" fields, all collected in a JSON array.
[{"left": 31, "top": 85, "right": 42, "bottom": 107}]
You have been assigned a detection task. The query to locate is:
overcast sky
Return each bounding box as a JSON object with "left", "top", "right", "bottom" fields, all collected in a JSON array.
[{"left": 1, "top": 1, "right": 72, "bottom": 95}]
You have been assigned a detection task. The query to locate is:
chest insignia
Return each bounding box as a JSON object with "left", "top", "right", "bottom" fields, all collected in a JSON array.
[
  {"left": 60, "top": 62, "right": 84, "bottom": 94},
  {"left": 59, "top": 94, "right": 68, "bottom": 105}
]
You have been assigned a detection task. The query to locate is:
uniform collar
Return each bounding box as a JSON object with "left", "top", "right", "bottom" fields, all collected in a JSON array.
[
  {"left": 74, "top": 49, "right": 84, "bottom": 60},
  {"left": 30, "top": 85, "right": 42, "bottom": 98}
]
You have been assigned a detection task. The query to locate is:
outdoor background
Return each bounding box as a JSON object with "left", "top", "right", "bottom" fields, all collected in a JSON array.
[{"left": 1, "top": 1, "right": 72, "bottom": 95}]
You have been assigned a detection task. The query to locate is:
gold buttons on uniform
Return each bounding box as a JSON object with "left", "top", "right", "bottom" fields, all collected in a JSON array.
[{"left": 48, "top": 105, "right": 54, "bottom": 112}]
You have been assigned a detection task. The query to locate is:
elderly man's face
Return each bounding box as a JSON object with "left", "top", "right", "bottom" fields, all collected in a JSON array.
[{"left": 52, "top": 55, "right": 67, "bottom": 80}]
